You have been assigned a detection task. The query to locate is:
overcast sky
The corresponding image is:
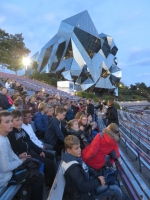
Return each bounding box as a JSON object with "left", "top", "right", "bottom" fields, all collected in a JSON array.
[{"left": 0, "top": 0, "right": 150, "bottom": 86}]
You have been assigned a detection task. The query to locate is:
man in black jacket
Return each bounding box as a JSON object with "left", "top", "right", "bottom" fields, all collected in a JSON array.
[
  {"left": 106, "top": 100, "right": 119, "bottom": 126},
  {"left": 70, "top": 101, "right": 78, "bottom": 115},
  {"left": 0, "top": 87, "right": 11, "bottom": 110},
  {"left": 62, "top": 135, "right": 127, "bottom": 200},
  {"left": 8, "top": 110, "right": 57, "bottom": 186},
  {"left": 86, "top": 98, "right": 95, "bottom": 120}
]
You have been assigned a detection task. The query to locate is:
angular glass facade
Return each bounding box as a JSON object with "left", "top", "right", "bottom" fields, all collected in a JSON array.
[{"left": 32, "top": 10, "right": 122, "bottom": 92}]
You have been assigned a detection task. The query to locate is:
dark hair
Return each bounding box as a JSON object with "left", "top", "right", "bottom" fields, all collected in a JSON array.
[
  {"left": 87, "top": 113, "right": 92, "bottom": 118},
  {"left": 22, "top": 110, "right": 31, "bottom": 117},
  {"left": 46, "top": 97, "right": 52, "bottom": 103},
  {"left": 0, "top": 111, "right": 12, "bottom": 123},
  {"left": 22, "top": 95, "right": 28, "bottom": 103},
  {"left": 11, "top": 110, "right": 23, "bottom": 119},
  {"left": 103, "top": 101, "right": 107, "bottom": 106},
  {"left": 21, "top": 91, "right": 28, "bottom": 96}
]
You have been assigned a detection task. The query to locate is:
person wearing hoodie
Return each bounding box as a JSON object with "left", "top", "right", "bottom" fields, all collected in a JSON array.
[
  {"left": 8, "top": 99, "right": 23, "bottom": 112},
  {"left": 66, "top": 119, "right": 88, "bottom": 150},
  {"left": 34, "top": 102, "right": 48, "bottom": 139},
  {"left": 82, "top": 123, "right": 121, "bottom": 170},
  {"left": 63, "top": 104, "right": 74, "bottom": 121},
  {"left": 62, "top": 135, "right": 128, "bottom": 200}
]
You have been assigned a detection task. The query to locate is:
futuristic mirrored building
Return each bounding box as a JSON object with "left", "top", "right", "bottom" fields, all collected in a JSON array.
[{"left": 32, "top": 10, "right": 122, "bottom": 93}]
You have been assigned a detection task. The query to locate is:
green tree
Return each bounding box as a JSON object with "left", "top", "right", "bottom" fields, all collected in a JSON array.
[
  {"left": 0, "top": 29, "right": 12, "bottom": 67},
  {"left": 7, "top": 33, "right": 30, "bottom": 74},
  {"left": 135, "top": 82, "right": 147, "bottom": 90}
]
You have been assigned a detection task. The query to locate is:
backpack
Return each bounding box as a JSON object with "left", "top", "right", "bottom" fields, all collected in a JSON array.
[{"left": 8, "top": 158, "right": 42, "bottom": 185}]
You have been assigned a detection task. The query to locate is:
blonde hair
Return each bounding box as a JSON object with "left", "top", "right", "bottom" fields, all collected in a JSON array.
[
  {"left": 107, "top": 123, "right": 122, "bottom": 139},
  {"left": 38, "top": 102, "right": 47, "bottom": 111},
  {"left": 107, "top": 99, "right": 114, "bottom": 106},
  {"left": 75, "top": 111, "right": 84, "bottom": 119},
  {"left": 55, "top": 106, "right": 66, "bottom": 116},
  {"left": 66, "top": 119, "right": 78, "bottom": 129},
  {"left": 64, "top": 135, "right": 80, "bottom": 149},
  {"left": 78, "top": 115, "right": 87, "bottom": 126}
]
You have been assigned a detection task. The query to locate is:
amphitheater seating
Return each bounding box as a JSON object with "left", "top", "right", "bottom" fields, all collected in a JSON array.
[
  {"left": 0, "top": 72, "right": 80, "bottom": 101},
  {"left": 119, "top": 150, "right": 150, "bottom": 199},
  {"left": 0, "top": 185, "right": 22, "bottom": 200},
  {"left": 120, "top": 127, "right": 150, "bottom": 171},
  {"left": 121, "top": 121, "right": 150, "bottom": 154}
]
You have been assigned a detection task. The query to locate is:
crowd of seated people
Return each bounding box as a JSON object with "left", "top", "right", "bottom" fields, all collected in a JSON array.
[{"left": 0, "top": 77, "right": 130, "bottom": 200}]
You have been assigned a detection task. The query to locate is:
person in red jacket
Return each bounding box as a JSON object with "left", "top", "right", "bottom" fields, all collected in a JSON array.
[{"left": 82, "top": 123, "right": 121, "bottom": 170}]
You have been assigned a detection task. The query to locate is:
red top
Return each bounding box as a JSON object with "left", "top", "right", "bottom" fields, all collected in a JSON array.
[
  {"left": 82, "top": 132, "right": 120, "bottom": 170},
  {"left": 6, "top": 95, "right": 13, "bottom": 105}
]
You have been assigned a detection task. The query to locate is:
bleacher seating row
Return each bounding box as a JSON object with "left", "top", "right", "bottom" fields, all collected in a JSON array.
[
  {"left": 120, "top": 121, "right": 150, "bottom": 153},
  {"left": 120, "top": 150, "right": 150, "bottom": 200},
  {"left": 118, "top": 110, "right": 150, "bottom": 199},
  {"left": 0, "top": 72, "right": 80, "bottom": 101},
  {"left": 0, "top": 185, "right": 22, "bottom": 200}
]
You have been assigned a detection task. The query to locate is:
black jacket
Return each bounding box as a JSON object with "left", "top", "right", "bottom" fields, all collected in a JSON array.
[
  {"left": 14, "top": 86, "right": 23, "bottom": 93},
  {"left": 61, "top": 151, "right": 101, "bottom": 200},
  {"left": 87, "top": 103, "right": 94, "bottom": 116},
  {"left": 8, "top": 127, "right": 42, "bottom": 155},
  {"left": 71, "top": 105, "right": 78, "bottom": 115},
  {"left": 106, "top": 106, "right": 119, "bottom": 126},
  {"left": 67, "top": 128, "right": 88, "bottom": 150},
  {"left": 94, "top": 102, "right": 103, "bottom": 110},
  {"left": 0, "top": 93, "right": 11, "bottom": 109},
  {"left": 44, "top": 117, "right": 65, "bottom": 146}
]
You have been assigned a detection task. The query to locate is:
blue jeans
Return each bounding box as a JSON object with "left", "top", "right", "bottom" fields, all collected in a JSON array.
[
  {"left": 103, "top": 118, "right": 108, "bottom": 126},
  {"left": 95, "top": 184, "right": 129, "bottom": 200},
  {"left": 92, "top": 115, "right": 95, "bottom": 122}
]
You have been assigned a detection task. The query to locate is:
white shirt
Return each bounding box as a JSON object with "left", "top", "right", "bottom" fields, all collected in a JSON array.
[
  {"left": 22, "top": 123, "right": 43, "bottom": 148},
  {"left": 5, "top": 82, "right": 11, "bottom": 89},
  {"left": 0, "top": 135, "right": 23, "bottom": 187}
]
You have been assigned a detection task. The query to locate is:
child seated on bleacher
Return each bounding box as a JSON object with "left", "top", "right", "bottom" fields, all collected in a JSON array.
[
  {"left": 62, "top": 135, "right": 128, "bottom": 200},
  {"left": 0, "top": 111, "right": 44, "bottom": 200},
  {"left": 82, "top": 123, "right": 121, "bottom": 170},
  {"left": 66, "top": 119, "right": 88, "bottom": 150},
  {"left": 8, "top": 110, "right": 57, "bottom": 187},
  {"left": 22, "top": 109, "right": 53, "bottom": 150},
  {"left": 78, "top": 115, "right": 95, "bottom": 143},
  {"left": 34, "top": 102, "right": 48, "bottom": 139},
  {"left": 44, "top": 106, "right": 66, "bottom": 155}
]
